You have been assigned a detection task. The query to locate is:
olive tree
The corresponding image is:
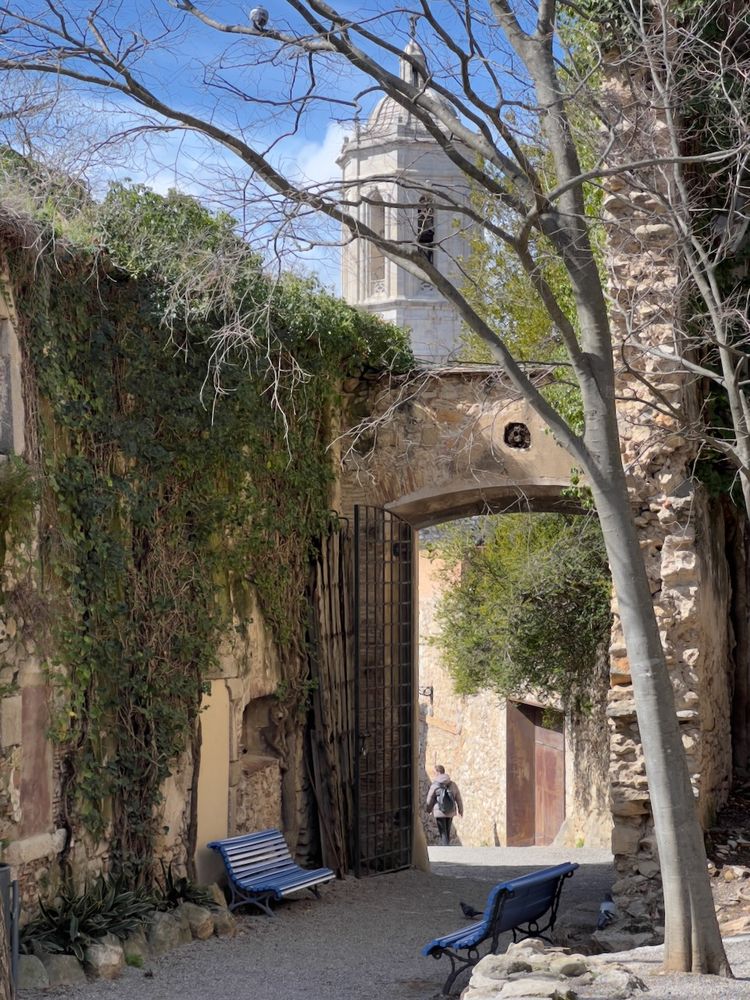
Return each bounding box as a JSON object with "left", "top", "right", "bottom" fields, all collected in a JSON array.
[{"left": 0, "top": 0, "right": 743, "bottom": 974}]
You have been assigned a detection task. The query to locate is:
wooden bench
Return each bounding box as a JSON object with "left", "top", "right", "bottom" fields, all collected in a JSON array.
[
  {"left": 207, "top": 829, "right": 335, "bottom": 916},
  {"left": 422, "top": 862, "right": 579, "bottom": 995}
]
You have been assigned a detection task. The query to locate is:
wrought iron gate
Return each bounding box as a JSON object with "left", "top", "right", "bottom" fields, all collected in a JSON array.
[{"left": 353, "top": 505, "right": 414, "bottom": 876}]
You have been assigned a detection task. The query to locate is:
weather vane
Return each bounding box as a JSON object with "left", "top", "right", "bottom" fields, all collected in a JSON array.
[{"left": 408, "top": 13, "right": 418, "bottom": 40}]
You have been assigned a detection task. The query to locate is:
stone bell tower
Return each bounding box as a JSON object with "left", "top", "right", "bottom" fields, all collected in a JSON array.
[{"left": 337, "top": 28, "right": 473, "bottom": 362}]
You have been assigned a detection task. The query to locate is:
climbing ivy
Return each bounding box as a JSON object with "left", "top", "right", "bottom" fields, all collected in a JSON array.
[{"left": 4, "top": 181, "right": 411, "bottom": 881}]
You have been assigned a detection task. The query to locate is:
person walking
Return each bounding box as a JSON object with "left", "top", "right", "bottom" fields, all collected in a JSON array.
[{"left": 426, "top": 764, "right": 463, "bottom": 846}]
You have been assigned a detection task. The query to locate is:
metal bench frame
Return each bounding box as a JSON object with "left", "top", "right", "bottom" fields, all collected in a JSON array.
[
  {"left": 422, "top": 862, "right": 579, "bottom": 996},
  {"left": 208, "top": 828, "right": 335, "bottom": 917}
]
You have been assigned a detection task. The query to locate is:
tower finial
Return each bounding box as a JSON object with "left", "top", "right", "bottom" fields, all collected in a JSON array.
[{"left": 408, "top": 13, "right": 418, "bottom": 40}]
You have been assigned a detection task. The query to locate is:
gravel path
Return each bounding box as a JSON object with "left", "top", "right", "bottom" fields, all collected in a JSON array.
[{"left": 22, "top": 846, "right": 750, "bottom": 1000}]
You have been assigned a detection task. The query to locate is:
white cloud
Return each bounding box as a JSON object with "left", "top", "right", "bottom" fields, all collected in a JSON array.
[{"left": 292, "top": 122, "right": 350, "bottom": 187}]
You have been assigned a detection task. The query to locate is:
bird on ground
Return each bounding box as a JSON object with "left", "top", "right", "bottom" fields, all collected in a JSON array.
[
  {"left": 460, "top": 901, "right": 482, "bottom": 920},
  {"left": 596, "top": 892, "right": 618, "bottom": 930}
]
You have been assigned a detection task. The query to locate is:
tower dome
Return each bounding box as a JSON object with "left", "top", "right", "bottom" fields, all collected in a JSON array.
[
  {"left": 338, "top": 28, "right": 473, "bottom": 361},
  {"left": 364, "top": 37, "right": 454, "bottom": 138}
]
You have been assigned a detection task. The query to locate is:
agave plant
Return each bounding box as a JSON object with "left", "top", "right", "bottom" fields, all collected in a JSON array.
[
  {"left": 153, "top": 861, "right": 215, "bottom": 911},
  {"left": 20, "top": 874, "right": 155, "bottom": 959}
]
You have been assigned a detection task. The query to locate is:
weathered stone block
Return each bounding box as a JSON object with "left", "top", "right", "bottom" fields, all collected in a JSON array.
[
  {"left": 0, "top": 693, "right": 21, "bottom": 747},
  {"left": 146, "top": 909, "right": 185, "bottom": 956},
  {"left": 611, "top": 822, "right": 641, "bottom": 856},
  {"left": 122, "top": 925, "right": 151, "bottom": 965},
  {"left": 84, "top": 939, "right": 125, "bottom": 979},
  {"left": 207, "top": 882, "right": 228, "bottom": 908},
  {"left": 4, "top": 828, "right": 66, "bottom": 865},
  {"left": 38, "top": 952, "right": 87, "bottom": 987},
  {"left": 172, "top": 906, "right": 194, "bottom": 945},
  {"left": 178, "top": 901, "right": 214, "bottom": 939},
  {"left": 212, "top": 907, "right": 237, "bottom": 937},
  {"left": 17, "top": 953, "right": 49, "bottom": 989}
]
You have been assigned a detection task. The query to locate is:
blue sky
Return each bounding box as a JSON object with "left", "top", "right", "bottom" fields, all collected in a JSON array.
[{"left": 2, "top": 1, "right": 526, "bottom": 289}]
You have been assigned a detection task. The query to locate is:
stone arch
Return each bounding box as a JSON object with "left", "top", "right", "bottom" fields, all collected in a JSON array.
[{"left": 338, "top": 367, "right": 578, "bottom": 527}]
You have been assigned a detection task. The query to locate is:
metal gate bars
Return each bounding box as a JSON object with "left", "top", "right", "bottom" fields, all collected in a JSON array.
[{"left": 353, "top": 506, "right": 414, "bottom": 876}]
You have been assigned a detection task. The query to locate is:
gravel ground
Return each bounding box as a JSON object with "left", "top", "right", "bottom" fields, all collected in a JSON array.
[{"left": 21, "top": 846, "right": 750, "bottom": 1000}]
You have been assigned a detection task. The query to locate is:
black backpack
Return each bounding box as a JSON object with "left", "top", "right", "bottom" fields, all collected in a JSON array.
[{"left": 435, "top": 784, "right": 456, "bottom": 813}]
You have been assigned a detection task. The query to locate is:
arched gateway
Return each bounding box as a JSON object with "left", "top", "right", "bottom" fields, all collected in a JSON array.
[
  {"left": 329, "top": 359, "right": 735, "bottom": 913},
  {"left": 337, "top": 367, "right": 579, "bottom": 527},
  {"left": 333, "top": 366, "right": 588, "bottom": 874},
  {"left": 331, "top": 29, "right": 736, "bottom": 919}
]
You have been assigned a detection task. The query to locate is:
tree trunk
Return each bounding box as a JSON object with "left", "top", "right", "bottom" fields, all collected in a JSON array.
[
  {"left": 725, "top": 501, "right": 750, "bottom": 777},
  {"left": 589, "top": 444, "right": 730, "bottom": 975}
]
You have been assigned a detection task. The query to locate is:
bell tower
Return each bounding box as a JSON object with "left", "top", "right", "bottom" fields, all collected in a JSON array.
[{"left": 337, "top": 27, "right": 473, "bottom": 362}]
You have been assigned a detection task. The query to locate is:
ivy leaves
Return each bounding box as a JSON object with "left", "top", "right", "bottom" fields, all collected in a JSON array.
[{"left": 10, "top": 182, "right": 411, "bottom": 880}]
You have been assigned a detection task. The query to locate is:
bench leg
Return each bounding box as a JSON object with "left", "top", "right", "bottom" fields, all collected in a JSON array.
[
  {"left": 227, "top": 887, "right": 276, "bottom": 917},
  {"left": 433, "top": 947, "right": 479, "bottom": 996},
  {"left": 308, "top": 886, "right": 321, "bottom": 899}
]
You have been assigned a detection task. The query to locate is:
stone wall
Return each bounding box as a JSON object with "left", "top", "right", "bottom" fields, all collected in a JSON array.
[
  {"left": 0, "top": 273, "right": 300, "bottom": 917},
  {"left": 603, "top": 93, "right": 734, "bottom": 914}
]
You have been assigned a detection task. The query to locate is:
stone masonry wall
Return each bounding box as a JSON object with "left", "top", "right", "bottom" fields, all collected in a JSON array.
[
  {"left": 604, "top": 91, "right": 734, "bottom": 917},
  {"left": 0, "top": 272, "right": 299, "bottom": 917}
]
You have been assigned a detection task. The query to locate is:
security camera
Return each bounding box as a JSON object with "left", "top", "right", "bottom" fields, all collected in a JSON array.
[{"left": 250, "top": 6, "right": 269, "bottom": 30}]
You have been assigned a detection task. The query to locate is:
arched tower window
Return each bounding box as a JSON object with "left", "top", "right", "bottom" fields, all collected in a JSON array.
[
  {"left": 417, "top": 195, "right": 435, "bottom": 264},
  {"left": 368, "top": 192, "right": 386, "bottom": 296}
]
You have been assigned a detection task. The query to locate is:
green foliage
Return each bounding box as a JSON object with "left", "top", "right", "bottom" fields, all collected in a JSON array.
[
  {"left": 7, "top": 181, "right": 411, "bottom": 881},
  {"left": 458, "top": 149, "right": 604, "bottom": 435},
  {"left": 432, "top": 514, "right": 611, "bottom": 714},
  {"left": 152, "top": 861, "right": 215, "bottom": 911},
  {"left": 0, "top": 456, "right": 37, "bottom": 565},
  {"left": 20, "top": 874, "right": 155, "bottom": 960}
]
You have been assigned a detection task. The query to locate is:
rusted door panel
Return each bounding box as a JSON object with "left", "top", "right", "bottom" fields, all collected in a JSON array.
[
  {"left": 506, "top": 702, "right": 536, "bottom": 846},
  {"left": 534, "top": 732, "right": 565, "bottom": 845}
]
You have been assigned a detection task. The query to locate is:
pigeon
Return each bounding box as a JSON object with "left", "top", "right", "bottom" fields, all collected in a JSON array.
[
  {"left": 460, "top": 901, "right": 482, "bottom": 920},
  {"left": 596, "top": 891, "right": 617, "bottom": 930},
  {"left": 249, "top": 6, "right": 269, "bottom": 31}
]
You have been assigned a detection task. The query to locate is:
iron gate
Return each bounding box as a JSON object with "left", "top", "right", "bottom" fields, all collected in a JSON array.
[{"left": 353, "top": 505, "right": 414, "bottom": 876}]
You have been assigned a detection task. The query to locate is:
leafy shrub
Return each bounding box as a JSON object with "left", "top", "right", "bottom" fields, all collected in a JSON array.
[
  {"left": 431, "top": 513, "right": 611, "bottom": 714},
  {"left": 20, "top": 874, "right": 155, "bottom": 961}
]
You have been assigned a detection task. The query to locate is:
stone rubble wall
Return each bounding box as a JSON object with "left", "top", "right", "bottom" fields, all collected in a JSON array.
[
  {"left": 603, "top": 85, "right": 734, "bottom": 915},
  {"left": 0, "top": 273, "right": 297, "bottom": 918}
]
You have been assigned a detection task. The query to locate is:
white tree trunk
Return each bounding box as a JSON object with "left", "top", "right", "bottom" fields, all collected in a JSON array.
[{"left": 586, "top": 412, "right": 730, "bottom": 974}]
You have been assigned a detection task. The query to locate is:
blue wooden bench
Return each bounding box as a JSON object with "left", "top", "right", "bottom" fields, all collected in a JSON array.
[
  {"left": 207, "top": 828, "right": 335, "bottom": 916},
  {"left": 422, "top": 862, "right": 579, "bottom": 995}
]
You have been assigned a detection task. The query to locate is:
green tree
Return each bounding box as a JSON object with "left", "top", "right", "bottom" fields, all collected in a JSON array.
[{"left": 431, "top": 514, "right": 611, "bottom": 714}]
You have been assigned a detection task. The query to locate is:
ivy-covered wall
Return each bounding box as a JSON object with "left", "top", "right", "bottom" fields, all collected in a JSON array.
[{"left": 0, "top": 183, "right": 410, "bottom": 910}]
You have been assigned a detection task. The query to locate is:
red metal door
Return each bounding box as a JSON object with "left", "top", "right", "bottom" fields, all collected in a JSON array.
[
  {"left": 534, "top": 721, "right": 565, "bottom": 845},
  {"left": 506, "top": 702, "right": 536, "bottom": 846}
]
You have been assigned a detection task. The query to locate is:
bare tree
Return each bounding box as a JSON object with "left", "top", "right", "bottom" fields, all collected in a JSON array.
[
  {"left": 0, "top": 0, "right": 743, "bottom": 974},
  {"left": 596, "top": 0, "right": 750, "bottom": 509}
]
